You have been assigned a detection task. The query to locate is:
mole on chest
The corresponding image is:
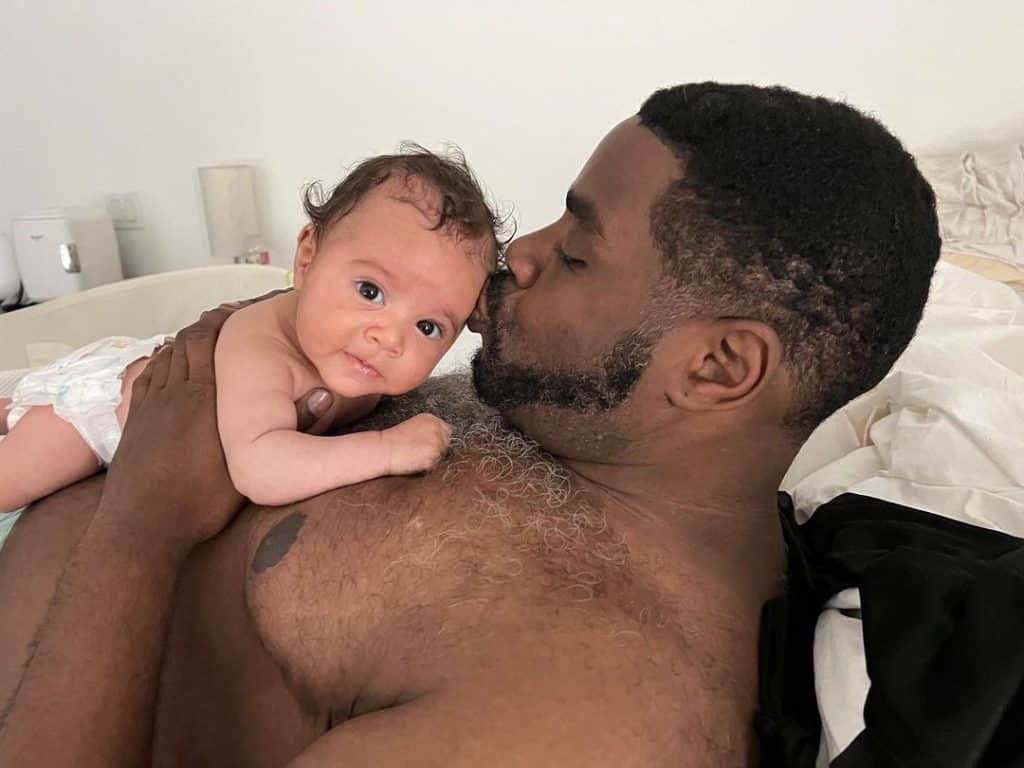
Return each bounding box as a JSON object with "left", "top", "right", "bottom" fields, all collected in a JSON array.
[{"left": 251, "top": 512, "right": 307, "bottom": 574}]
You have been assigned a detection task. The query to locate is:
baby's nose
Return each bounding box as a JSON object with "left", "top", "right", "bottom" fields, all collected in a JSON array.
[{"left": 369, "top": 323, "right": 402, "bottom": 355}]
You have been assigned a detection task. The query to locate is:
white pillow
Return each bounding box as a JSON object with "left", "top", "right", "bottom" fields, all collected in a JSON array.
[{"left": 916, "top": 142, "right": 1024, "bottom": 266}]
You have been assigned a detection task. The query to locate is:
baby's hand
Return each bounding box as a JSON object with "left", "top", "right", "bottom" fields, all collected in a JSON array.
[{"left": 381, "top": 414, "right": 453, "bottom": 475}]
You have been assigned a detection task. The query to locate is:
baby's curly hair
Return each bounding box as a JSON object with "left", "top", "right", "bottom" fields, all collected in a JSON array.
[
  {"left": 639, "top": 83, "right": 941, "bottom": 434},
  {"left": 303, "top": 143, "right": 509, "bottom": 267}
]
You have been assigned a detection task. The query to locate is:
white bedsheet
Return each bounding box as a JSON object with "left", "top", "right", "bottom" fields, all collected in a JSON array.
[
  {"left": 0, "top": 368, "right": 29, "bottom": 398},
  {"left": 781, "top": 260, "right": 1024, "bottom": 763}
]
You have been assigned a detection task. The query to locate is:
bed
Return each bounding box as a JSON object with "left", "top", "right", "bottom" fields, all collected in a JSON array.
[
  {"left": 781, "top": 140, "right": 1024, "bottom": 766},
  {"left": 0, "top": 265, "right": 290, "bottom": 379},
  {"left": 1, "top": 141, "right": 1022, "bottom": 765}
]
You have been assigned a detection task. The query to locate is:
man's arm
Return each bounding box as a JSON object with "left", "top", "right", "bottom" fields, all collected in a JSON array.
[
  {"left": 0, "top": 308, "right": 338, "bottom": 767},
  {"left": 0, "top": 312, "right": 244, "bottom": 765},
  {"left": 0, "top": 385, "right": 337, "bottom": 709},
  {"left": 0, "top": 498, "right": 186, "bottom": 764}
]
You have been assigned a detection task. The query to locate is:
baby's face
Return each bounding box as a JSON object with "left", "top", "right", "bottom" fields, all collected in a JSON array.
[{"left": 292, "top": 184, "right": 491, "bottom": 398}]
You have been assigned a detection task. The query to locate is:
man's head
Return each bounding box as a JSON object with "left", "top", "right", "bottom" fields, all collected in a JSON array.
[
  {"left": 472, "top": 83, "right": 940, "bottom": 456},
  {"left": 293, "top": 146, "right": 501, "bottom": 397}
]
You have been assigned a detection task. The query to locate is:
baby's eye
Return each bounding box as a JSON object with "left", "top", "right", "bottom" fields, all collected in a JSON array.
[
  {"left": 356, "top": 281, "right": 384, "bottom": 304},
  {"left": 417, "top": 320, "right": 443, "bottom": 340}
]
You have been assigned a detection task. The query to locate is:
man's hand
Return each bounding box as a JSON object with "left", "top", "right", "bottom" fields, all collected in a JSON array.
[
  {"left": 0, "top": 308, "right": 237, "bottom": 766},
  {"left": 0, "top": 292, "right": 343, "bottom": 768},
  {"left": 100, "top": 298, "right": 341, "bottom": 552},
  {"left": 101, "top": 307, "right": 241, "bottom": 551}
]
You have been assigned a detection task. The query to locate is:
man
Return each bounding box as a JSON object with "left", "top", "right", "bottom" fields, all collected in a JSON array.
[{"left": 0, "top": 83, "right": 939, "bottom": 766}]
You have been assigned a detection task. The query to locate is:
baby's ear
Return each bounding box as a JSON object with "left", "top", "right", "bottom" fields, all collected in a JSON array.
[{"left": 292, "top": 225, "right": 317, "bottom": 289}]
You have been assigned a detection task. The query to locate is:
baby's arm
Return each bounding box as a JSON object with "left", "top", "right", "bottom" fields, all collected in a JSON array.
[{"left": 215, "top": 317, "right": 449, "bottom": 506}]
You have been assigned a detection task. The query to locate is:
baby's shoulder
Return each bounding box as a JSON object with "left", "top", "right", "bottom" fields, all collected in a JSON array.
[
  {"left": 220, "top": 304, "right": 285, "bottom": 355},
  {"left": 216, "top": 299, "right": 314, "bottom": 392},
  {"left": 220, "top": 295, "right": 283, "bottom": 337}
]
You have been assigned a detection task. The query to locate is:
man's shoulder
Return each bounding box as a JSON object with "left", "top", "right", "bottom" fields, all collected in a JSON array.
[
  {"left": 246, "top": 467, "right": 634, "bottom": 662},
  {"left": 239, "top": 461, "right": 758, "bottom": 759},
  {"left": 245, "top": 465, "right": 480, "bottom": 601},
  {"left": 241, "top": 471, "right": 747, "bottom": 764},
  {"left": 239, "top": 469, "right": 485, "bottom": 707}
]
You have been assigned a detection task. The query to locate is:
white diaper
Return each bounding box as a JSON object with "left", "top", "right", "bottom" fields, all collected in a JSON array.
[
  {"left": 7, "top": 335, "right": 168, "bottom": 465},
  {"left": 0, "top": 508, "right": 22, "bottom": 553}
]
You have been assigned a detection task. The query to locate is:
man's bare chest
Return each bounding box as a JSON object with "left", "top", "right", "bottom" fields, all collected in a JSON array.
[
  {"left": 158, "top": 454, "right": 761, "bottom": 766},
  {"left": 243, "top": 471, "right": 753, "bottom": 712},
  {"left": 152, "top": 508, "right": 322, "bottom": 768}
]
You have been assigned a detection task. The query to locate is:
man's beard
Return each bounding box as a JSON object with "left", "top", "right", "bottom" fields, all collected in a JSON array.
[{"left": 471, "top": 272, "right": 658, "bottom": 414}]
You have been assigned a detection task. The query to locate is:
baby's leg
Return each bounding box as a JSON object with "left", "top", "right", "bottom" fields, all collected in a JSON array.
[
  {"left": 0, "top": 405, "right": 101, "bottom": 513},
  {"left": 0, "top": 397, "right": 11, "bottom": 434}
]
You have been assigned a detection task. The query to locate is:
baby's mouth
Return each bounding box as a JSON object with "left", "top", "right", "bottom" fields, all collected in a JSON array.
[{"left": 343, "top": 351, "right": 381, "bottom": 378}]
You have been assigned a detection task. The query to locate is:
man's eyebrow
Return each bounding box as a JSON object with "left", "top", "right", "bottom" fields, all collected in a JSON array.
[{"left": 565, "top": 189, "right": 605, "bottom": 239}]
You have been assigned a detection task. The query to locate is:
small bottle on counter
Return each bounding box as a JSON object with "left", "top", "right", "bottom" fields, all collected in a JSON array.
[{"left": 234, "top": 236, "right": 270, "bottom": 265}]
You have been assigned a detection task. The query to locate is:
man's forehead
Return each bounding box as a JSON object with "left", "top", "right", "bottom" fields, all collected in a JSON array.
[{"left": 571, "top": 117, "right": 680, "bottom": 233}]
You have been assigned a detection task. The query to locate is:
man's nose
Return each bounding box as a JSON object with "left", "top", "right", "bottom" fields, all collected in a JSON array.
[{"left": 504, "top": 237, "right": 543, "bottom": 290}]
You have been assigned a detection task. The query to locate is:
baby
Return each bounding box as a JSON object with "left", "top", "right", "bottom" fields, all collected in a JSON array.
[{"left": 0, "top": 147, "right": 499, "bottom": 512}]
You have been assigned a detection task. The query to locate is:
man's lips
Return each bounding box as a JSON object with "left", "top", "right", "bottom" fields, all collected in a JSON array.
[{"left": 343, "top": 351, "right": 381, "bottom": 378}]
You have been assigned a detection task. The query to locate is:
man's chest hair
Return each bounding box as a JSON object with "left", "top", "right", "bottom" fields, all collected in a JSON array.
[{"left": 240, "top": 447, "right": 736, "bottom": 720}]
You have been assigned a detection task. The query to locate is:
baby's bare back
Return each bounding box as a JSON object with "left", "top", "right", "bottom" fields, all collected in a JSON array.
[{"left": 121, "top": 295, "right": 322, "bottom": 431}]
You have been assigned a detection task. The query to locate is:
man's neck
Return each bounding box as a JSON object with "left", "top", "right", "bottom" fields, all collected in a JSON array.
[{"left": 557, "top": 424, "right": 794, "bottom": 617}]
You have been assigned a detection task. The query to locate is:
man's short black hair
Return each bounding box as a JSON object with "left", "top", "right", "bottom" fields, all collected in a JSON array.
[{"left": 638, "top": 83, "right": 940, "bottom": 433}]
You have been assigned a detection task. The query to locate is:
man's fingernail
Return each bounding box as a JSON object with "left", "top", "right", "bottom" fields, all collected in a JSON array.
[
  {"left": 309, "top": 390, "right": 330, "bottom": 414},
  {"left": 222, "top": 301, "right": 242, "bottom": 309}
]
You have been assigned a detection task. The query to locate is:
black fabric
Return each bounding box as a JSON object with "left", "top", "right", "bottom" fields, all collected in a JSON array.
[
  {"left": 755, "top": 495, "right": 823, "bottom": 768},
  {"left": 756, "top": 492, "right": 1024, "bottom": 768}
]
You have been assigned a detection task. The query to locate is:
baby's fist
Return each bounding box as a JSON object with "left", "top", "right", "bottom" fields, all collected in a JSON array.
[{"left": 382, "top": 413, "right": 453, "bottom": 475}]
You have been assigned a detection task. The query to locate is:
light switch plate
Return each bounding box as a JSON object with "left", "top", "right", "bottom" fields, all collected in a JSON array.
[{"left": 105, "top": 193, "right": 144, "bottom": 229}]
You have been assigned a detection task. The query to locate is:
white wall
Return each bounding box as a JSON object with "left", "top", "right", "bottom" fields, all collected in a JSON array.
[{"left": 2, "top": 0, "right": 1022, "bottom": 280}]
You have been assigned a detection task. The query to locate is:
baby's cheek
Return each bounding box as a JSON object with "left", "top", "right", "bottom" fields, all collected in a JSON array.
[
  {"left": 295, "top": 310, "right": 335, "bottom": 358},
  {"left": 400, "top": 349, "right": 442, "bottom": 389},
  {"left": 416, "top": 349, "right": 442, "bottom": 379}
]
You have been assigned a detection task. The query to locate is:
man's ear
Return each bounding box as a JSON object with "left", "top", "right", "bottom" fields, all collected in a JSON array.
[
  {"left": 292, "top": 224, "right": 317, "bottom": 289},
  {"left": 665, "top": 320, "right": 783, "bottom": 412}
]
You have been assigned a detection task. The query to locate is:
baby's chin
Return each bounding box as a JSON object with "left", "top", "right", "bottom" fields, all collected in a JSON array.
[
  {"left": 310, "top": 348, "right": 444, "bottom": 399},
  {"left": 318, "top": 367, "right": 428, "bottom": 400},
  {"left": 320, "top": 373, "right": 383, "bottom": 399}
]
